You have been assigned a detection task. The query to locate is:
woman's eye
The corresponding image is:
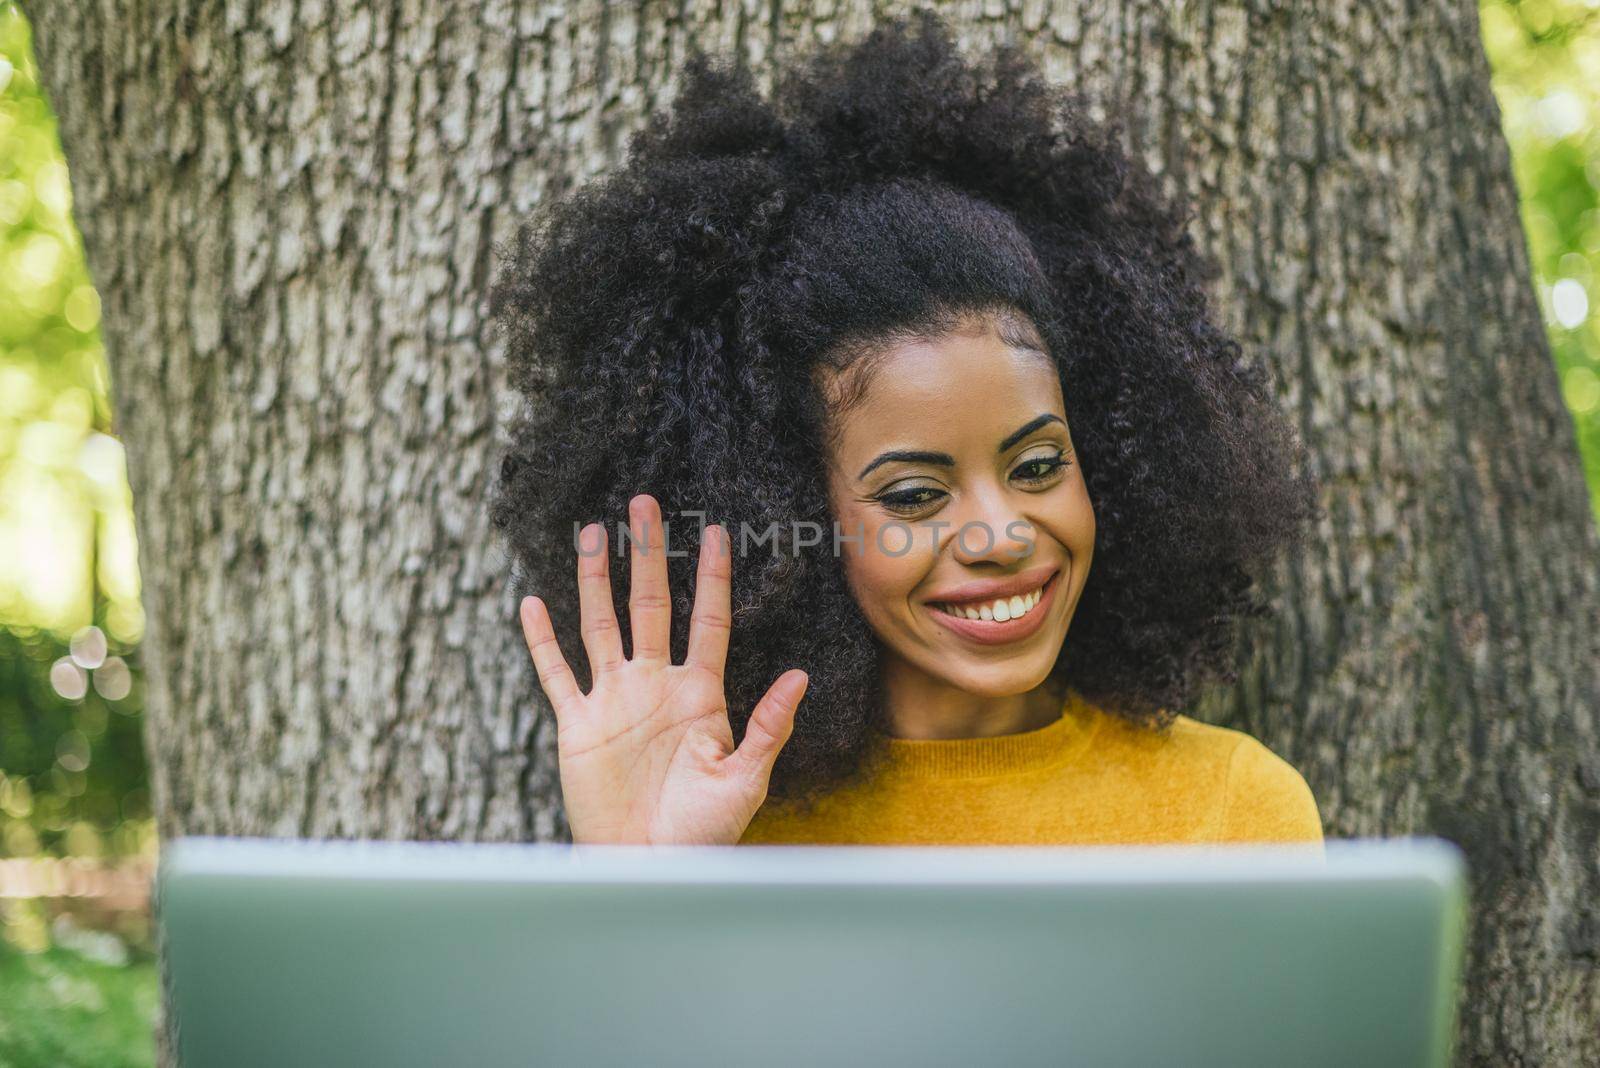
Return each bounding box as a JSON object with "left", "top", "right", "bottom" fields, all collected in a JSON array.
[
  {"left": 877, "top": 486, "right": 947, "bottom": 514},
  {"left": 1013, "top": 453, "right": 1071, "bottom": 484}
]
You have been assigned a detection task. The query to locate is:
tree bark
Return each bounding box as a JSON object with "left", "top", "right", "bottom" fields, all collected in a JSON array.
[{"left": 25, "top": 0, "right": 1600, "bottom": 1063}]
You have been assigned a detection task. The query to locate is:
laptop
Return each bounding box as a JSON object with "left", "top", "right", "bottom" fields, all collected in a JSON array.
[{"left": 156, "top": 836, "right": 1466, "bottom": 1067}]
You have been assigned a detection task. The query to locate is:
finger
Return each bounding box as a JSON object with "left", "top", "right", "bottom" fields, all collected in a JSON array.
[
  {"left": 685, "top": 525, "right": 732, "bottom": 678},
  {"left": 727, "top": 669, "right": 807, "bottom": 789},
  {"left": 627, "top": 494, "right": 672, "bottom": 662},
  {"left": 575, "top": 522, "right": 625, "bottom": 676},
  {"left": 519, "top": 596, "right": 583, "bottom": 721}
]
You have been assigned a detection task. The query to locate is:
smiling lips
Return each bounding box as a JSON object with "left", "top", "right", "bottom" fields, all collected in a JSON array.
[{"left": 926, "top": 570, "right": 1062, "bottom": 646}]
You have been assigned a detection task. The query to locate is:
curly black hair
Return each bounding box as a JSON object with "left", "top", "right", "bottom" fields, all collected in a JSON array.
[{"left": 489, "top": 11, "right": 1318, "bottom": 802}]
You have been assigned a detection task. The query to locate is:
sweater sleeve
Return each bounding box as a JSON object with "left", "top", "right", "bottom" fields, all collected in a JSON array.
[{"left": 1217, "top": 735, "right": 1324, "bottom": 847}]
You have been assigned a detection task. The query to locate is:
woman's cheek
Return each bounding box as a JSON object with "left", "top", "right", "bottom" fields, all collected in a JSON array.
[{"left": 837, "top": 510, "right": 931, "bottom": 630}]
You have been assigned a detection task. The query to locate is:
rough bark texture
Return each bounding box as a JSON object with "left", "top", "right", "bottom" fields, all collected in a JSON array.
[{"left": 25, "top": 0, "right": 1600, "bottom": 1063}]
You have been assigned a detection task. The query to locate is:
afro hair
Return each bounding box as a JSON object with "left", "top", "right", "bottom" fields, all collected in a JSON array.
[{"left": 489, "top": 10, "right": 1319, "bottom": 802}]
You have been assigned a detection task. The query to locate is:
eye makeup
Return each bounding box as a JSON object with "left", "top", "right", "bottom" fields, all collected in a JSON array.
[{"left": 856, "top": 413, "right": 1067, "bottom": 481}]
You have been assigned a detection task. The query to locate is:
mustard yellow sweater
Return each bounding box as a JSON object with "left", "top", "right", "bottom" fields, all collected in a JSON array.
[{"left": 742, "top": 688, "right": 1324, "bottom": 848}]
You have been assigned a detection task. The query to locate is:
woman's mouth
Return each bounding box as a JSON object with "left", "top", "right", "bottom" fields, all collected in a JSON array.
[{"left": 926, "top": 571, "right": 1061, "bottom": 646}]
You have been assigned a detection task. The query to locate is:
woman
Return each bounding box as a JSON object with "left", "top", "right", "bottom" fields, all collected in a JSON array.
[{"left": 490, "top": 12, "right": 1323, "bottom": 848}]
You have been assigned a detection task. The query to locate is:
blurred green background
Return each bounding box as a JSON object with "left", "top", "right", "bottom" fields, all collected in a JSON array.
[
  {"left": 2, "top": 3, "right": 154, "bottom": 1063},
  {"left": 0, "top": 2, "right": 149, "bottom": 869},
  {"left": 0, "top": 0, "right": 1597, "bottom": 1063}
]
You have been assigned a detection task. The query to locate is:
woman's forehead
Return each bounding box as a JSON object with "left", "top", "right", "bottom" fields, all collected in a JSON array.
[{"left": 824, "top": 332, "right": 1064, "bottom": 450}]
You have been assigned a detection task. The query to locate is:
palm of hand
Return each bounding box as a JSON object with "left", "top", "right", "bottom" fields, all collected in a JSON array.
[{"left": 519, "top": 495, "right": 808, "bottom": 845}]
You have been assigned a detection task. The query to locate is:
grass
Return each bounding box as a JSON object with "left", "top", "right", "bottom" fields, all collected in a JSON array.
[{"left": 0, "top": 947, "right": 156, "bottom": 1068}]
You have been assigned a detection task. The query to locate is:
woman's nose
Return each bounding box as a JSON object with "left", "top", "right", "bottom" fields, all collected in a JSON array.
[{"left": 948, "top": 481, "right": 1034, "bottom": 566}]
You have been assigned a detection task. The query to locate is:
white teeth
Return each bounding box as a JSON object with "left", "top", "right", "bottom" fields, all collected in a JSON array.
[{"left": 937, "top": 581, "right": 1048, "bottom": 623}]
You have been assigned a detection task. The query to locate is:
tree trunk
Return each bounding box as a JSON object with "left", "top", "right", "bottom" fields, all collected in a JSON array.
[{"left": 26, "top": 0, "right": 1600, "bottom": 1063}]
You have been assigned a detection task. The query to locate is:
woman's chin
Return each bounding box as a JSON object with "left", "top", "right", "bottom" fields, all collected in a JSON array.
[
  {"left": 916, "top": 626, "right": 1069, "bottom": 697},
  {"left": 927, "top": 660, "right": 1057, "bottom": 699}
]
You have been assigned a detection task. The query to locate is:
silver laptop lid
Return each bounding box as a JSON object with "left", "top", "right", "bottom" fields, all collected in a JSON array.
[{"left": 158, "top": 837, "right": 1466, "bottom": 1068}]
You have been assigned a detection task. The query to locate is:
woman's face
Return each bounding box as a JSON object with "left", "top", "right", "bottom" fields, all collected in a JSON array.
[{"left": 820, "top": 314, "right": 1096, "bottom": 698}]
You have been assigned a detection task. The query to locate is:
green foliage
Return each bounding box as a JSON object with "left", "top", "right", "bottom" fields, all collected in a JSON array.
[
  {"left": 0, "top": 2, "right": 148, "bottom": 861},
  {"left": 0, "top": 627, "right": 151, "bottom": 859},
  {"left": 1481, "top": 0, "right": 1600, "bottom": 519},
  {"left": 0, "top": 945, "right": 156, "bottom": 1068}
]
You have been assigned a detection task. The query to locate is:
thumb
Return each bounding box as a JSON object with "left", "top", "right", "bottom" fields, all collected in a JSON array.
[{"left": 727, "top": 669, "right": 807, "bottom": 790}]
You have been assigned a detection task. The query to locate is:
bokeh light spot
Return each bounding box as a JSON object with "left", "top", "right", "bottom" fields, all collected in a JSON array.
[
  {"left": 92, "top": 656, "right": 132, "bottom": 701},
  {"left": 48, "top": 656, "right": 87, "bottom": 701},
  {"left": 1552, "top": 278, "right": 1590, "bottom": 328},
  {"left": 55, "top": 729, "right": 90, "bottom": 773},
  {"left": 69, "top": 624, "right": 106, "bottom": 668},
  {"left": 1563, "top": 365, "right": 1600, "bottom": 414},
  {"left": 63, "top": 284, "right": 99, "bottom": 332}
]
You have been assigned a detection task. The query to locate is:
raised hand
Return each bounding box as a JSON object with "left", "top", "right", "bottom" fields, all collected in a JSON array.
[{"left": 518, "top": 494, "right": 809, "bottom": 845}]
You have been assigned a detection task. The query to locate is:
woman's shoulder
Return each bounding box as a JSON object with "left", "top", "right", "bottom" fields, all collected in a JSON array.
[{"left": 1084, "top": 706, "right": 1324, "bottom": 844}]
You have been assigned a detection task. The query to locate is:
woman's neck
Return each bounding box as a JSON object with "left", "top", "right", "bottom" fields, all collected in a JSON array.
[{"left": 879, "top": 655, "right": 1065, "bottom": 740}]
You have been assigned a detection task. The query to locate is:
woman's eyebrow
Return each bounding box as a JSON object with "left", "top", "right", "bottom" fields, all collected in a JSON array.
[
  {"left": 856, "top": 414, "right": 1067, "bottom": 480},
  {"left": 997, "top": 413, "right": 1065, "bottom": 453},
  {"left": 858, "top": 450, "right": 955, "bottom": 480}
]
